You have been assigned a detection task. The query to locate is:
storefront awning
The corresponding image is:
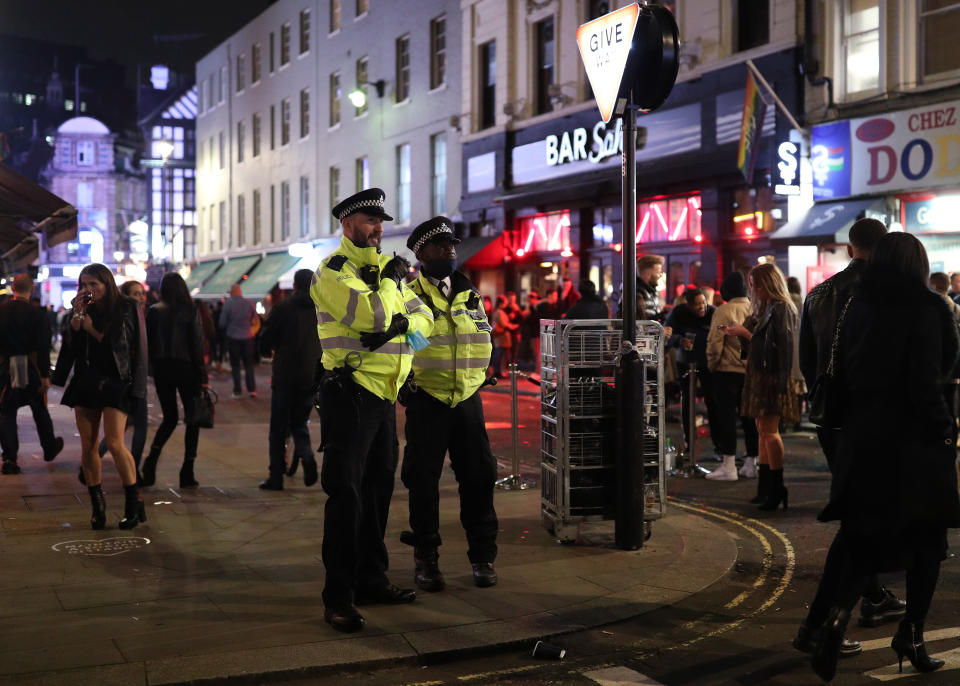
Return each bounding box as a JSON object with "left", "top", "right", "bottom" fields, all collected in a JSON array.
[
  {"left": 195, "top": 255, "right": 260, "bottom": 299},
  {"left": 239, "top": 251, "right": 301, "bottom": 298},
  {"left": 769, "top": 199, "right": 885, "bottom": 245},
  {"left": 277, "top": 236, "right": 342, "bottom": 290},
  {"left": 456, "top": 234, "right": 500, "bottom": 264},
  {"left": 186, "top": 259, "right": 223, "bottom": 293},
  {"left": 0, "top": 162, "right": 78, "bottom": 270}
]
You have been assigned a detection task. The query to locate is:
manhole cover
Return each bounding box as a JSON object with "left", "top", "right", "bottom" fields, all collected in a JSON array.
[{"left": 52, "top": 537, "right": 151, "bottom": 556}]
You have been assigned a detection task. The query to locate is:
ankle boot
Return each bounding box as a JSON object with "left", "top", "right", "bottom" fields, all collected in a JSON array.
[
  {"left": 891, "top": 620, "right": 944, "bottom": 673},
  {"left": 88, "top": 484, "right": 106, "bottom": 530},
  {"left": 140, "top": 447, "right": 160, "bottom": 487},
  {"left": 179, "top": 458, "right": 199, "bottom": 488},
  {"left": 811, "top": 606, "right": 850, "bottom": 682},
  {"left": 750, "top": 464, "right": 769, "bottom": 503},
  {"left": 706, "top": 455, "right": 739, "bottom": 481},
  {"left": 758, "top": 469, "right": 788, "bottom": 511},
  {"left": 118, "top": 484, "right": 146, "bottom": 530},
  {"left": 413, "top": 548, "right": 445, "bottom": 592}
]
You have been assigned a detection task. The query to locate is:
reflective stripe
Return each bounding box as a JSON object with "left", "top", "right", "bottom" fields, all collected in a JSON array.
[
  {"left": 316, "top": 310, "right": 336, "bottom": 324},
  {"left": 406, "top": 297, "right": 426, "bottom": 313},
  {"left": 450, "top": 309, "right": 470, "bottom": 317},
  {"left": 415, "top": 356, "right": 490, "bottom": 371},
  {"left": 429, "top": 333, "right": 491, "bottom": 345},
  {"left": 320, "top": 335, "right": 411, "bottom": 355},
  {"left": 342, "top": 289, "right": 359, "bottom": 327},
  {"left": 410, "top": 305, "right": 432, "bottom": 319},
  {"left": 371, "top": 291, "right": 386, "bottom": 331}
]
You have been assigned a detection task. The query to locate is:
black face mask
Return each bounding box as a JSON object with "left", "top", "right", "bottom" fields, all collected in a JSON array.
[{"left": 423, "top": 258, "right": 457, "bottom": 279}]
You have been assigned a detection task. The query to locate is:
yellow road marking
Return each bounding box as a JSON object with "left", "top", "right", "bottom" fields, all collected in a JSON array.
[{"left": 456, "top": 664, "right": 543, "bottom": 681}]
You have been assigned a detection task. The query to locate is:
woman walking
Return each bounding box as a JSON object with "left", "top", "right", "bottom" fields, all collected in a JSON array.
[
  {"left": 722, "top": 263, "right": 802, "bottom": 511},
  {"left": 52, "top": 264, "right": 147, "bottom": 530},
  {"left": 802, "top": 233, "right": 959, "bottom": 681},
  {"left": 141, "top": 273, "right": 209, "bottom": 488}
]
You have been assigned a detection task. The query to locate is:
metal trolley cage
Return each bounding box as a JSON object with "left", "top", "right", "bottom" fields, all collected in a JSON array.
[{"left": 539, "top": 319, "right": 666, "bottom": 543}]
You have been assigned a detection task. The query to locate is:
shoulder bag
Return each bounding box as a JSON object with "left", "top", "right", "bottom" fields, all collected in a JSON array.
[
  {"left": 188, "top": 387, "right": 217, "bottom": 429},
  {"left": 807, "top": 295, "right": 853, "bottom": 429}
]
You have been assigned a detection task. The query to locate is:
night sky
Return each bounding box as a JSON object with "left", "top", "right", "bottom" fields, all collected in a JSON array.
[{"left": 0, "top": 0, "right": 273, "bottom": 74}]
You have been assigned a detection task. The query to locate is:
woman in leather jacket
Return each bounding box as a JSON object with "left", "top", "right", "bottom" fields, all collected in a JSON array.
[
  {"left": 723, "top": 263, "right": 802, "bottom": 512},
  {"left": 141, "top": 272, "right": 209, "bottom": 488},
  {"left": 52, "top": 263, "right": 148, "bottom": 530}
]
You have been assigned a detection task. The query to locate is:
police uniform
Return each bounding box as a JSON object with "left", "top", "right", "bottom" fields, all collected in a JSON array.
[
  {"left": 400, "top": 217, "right": 499, "bottom": 591},
  {"left": 310, "top": 189, "right": 434, "bottom": 631}
]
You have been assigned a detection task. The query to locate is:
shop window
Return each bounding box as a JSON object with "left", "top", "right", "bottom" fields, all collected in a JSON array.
[
  {"left": 920, "top": 1, "right": 960, "bottom": 81},
  {"left": 512, "top": 210, "right": 573, "bottom": 256},
  {"left": 636, "top": 194, "right": 702, "bottom": 244}
]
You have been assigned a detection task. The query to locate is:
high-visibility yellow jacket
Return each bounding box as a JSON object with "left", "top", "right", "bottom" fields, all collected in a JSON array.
[
  {"left": 311, "top": 236, "right": 433, "bottom": 402},
  {"left": 409, "top": 272, "right": 492, "bottom": 407}
]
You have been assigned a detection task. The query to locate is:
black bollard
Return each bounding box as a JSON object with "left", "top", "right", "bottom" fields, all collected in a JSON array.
[{"left": 615, "top": 343, "right": 645, "bottom": 550}]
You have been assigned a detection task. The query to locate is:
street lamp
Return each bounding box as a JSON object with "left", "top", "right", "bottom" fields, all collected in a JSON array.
[
  {"left": 156, "top": 140, "right": 174, "bottom": 161},
  {"left": 347, "top": 79, "right": 386, "bottom": 109}
]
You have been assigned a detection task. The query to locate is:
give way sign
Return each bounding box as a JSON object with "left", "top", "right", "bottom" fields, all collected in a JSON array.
[{"left": 576, "top": 3, "right": 640, "bottom": 123}]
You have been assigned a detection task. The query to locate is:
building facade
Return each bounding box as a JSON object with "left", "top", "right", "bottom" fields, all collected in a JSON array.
[
  {"left": 194, "top": 0, "right": 463, "bottom": 301},
  {"left": 457, "top": 0, "right": 805, "bottom": 305}
]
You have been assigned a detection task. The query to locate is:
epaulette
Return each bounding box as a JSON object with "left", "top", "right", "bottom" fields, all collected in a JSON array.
[{"left": 325, "top": 254, "right": 349, "bottom": 271}]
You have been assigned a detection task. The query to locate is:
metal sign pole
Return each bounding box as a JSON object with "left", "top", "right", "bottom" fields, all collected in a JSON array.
[
  {"left": 622, "top": 105, "right": 637, "bottom": 344},
  {"left": 496, "top": 363, "right": 536, "bottom": 490}
]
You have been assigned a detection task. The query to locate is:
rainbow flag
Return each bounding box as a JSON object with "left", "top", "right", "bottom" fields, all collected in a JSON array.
[{"left": 737, "top": 72, "right": 767, "bottom": 184}]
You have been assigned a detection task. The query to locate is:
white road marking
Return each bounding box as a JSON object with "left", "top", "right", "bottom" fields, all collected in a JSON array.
[
  {"left": 866, "top": 646, "right": 960, "bottom": 680},
  {"left": 858, "top": 627, "right": 960, "bottom": 653},
  {"left": 583, "top": 666, "right": 666, "bottom": 685}
]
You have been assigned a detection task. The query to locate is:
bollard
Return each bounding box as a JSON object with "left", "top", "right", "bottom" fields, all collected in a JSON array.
[
  {"left": 495, "top": 363, "right": 537, "bottom": 490},
  {"left": 678, "top": 367, "right": 709, "bottom": 478}
]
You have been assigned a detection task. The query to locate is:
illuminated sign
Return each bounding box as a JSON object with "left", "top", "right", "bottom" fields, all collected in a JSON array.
[
  {"left": 512, "top": 211, "right": 573, "bottom": 257},
  {"left": 903, "top": 195, "right": 960, "bottom": 233},
  {"left": 576, "top": 4, "right": 640, "bottom": 123},
  {"left": 636, "top": 195, "right": 702, "bottom": 243},
  {"left": 546, "top": 119, "right": 623, "bottom": 166},
  {"left": 775, "top": 141, "right": 801, "bottom": 195}
]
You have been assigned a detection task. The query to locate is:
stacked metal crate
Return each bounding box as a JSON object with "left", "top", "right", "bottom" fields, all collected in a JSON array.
[{"left": 539, "top": 319, "right": 665, "bottom": 542}]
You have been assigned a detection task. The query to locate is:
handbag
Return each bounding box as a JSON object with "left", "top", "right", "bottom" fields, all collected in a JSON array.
[
  {"left": 188, "top": 387, "right": 217, "bottom": 429},
  {"left": 807, "top": 295, "right": 853, "bottom": 429}
]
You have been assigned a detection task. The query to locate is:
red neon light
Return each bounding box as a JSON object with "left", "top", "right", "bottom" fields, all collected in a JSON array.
[
  {"left": 652, "top": 203, "right": 670, "bottom": 236},
  {"left": 745, "top": 227, "right": 755, "bottom": 236},
  {"left": 612, "top": 243, "right": 622, "bottom": 252},
  {"left": 636, "top": 210, "right": 651, "bottom": 242},
  {"left": 523, "top": 226, "right": 536, "bottom": 253},
  {"left": 516, "top": 248, "right": 526, "bottom": 257},
  {"left": 694, "top": 234, "right": 703, "bottom": 243},
  {"left": 670, "top": 206, "right": 688, "bottom": 242}
]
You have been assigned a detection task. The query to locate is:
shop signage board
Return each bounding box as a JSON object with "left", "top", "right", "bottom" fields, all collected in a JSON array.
[
  {"left": 774, "top": 141, "right": 801, "bottom": 195},
  {"left": 811, "top": 99, "right": 960, "bottom": 200},
  {"left": 903, "top": 195, "right": 960, "bottom": 233},
  {"left": 576, "top": 4, "right": 641, "bottom": 123}
]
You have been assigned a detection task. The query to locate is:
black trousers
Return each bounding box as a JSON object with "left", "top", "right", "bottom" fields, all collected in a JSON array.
[
  {"left": 401, "top": 390, "right": 499, "bottom": 563},
  {"left": 268, "top": 381, "right": 314, "bottom": 477},
  {"left": 712, "top": 371, "right": 760, "bottom": 457},
  {"left": 320, "top": 378, "right": 398, "bottom": 608},
  {"left": 0, "top": 385, "right": 57, "bottom": 461},
  {"left": 150, "top": 361, "right": 200, "bottom": 460},
  {"left": 227, "top": 337, "right": 256, "bottom": 394}
]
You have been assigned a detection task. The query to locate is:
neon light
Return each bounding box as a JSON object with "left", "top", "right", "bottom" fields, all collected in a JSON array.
[
  {"left": 516, "top": 248, "right": 526, "bottom": 257},
  {"left": 694, "top": 234, "right": 703, "bottom": 243},
  {"left": 636, "top": 210, "right": 651, "bottom": 242},
  {"left": 560, "top": 249, "right": 573, "bottom": 257},
  {"left": 536, "top": 218, "right": 549, "bottom": 245},
  {"left": 755, "top": 212, "right": 763, "bottom": 230},
  {"left": 523, "top": 226, "right": 536, "bottom": 253},
  {"left": 733, "top": 213, "right": 755, "bottom": 222},
  {"left": 670, "top": 206, "right": 688, "bottom": 241},
  {"left": 745, "top": 227, "right": 755, "bottom": 236},
  {"left": 652, "top": 203, "right": 669, "bottom": 236}
]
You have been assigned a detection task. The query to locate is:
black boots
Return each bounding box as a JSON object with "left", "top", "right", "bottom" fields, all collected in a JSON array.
[
  {"left": 750, "top": 463, "right": 769, "bottom": 504},
  {"left": 891, "top": 620, "right": 944, "bottom": 674},
  {"left": 811, "top": 607, "right": 850, "bottom": 682},
  {"left": 140, "top": 447, "right": 160, "bottom": 487},
  {"left": 414, "top": 549, "right": 445, "bottom": 592},
  {"left": 118, "top": 484, "right": 146, "bottom": 530},
  {"left": 179, "top": 458, "right": 199, "bottom": 488},
  {"left": 88, "top": 484, "right": 106, "bottom": 530},
  {"left": 758, "top": 468, "right": 788, "bottom": 511}
]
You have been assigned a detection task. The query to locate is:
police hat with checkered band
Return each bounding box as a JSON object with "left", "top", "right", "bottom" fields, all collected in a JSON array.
[
  {"left": 331, "top": 187, "right": 393, "bottom": 222},
  {"left": 407, "top": 216, "right": 461, "bottom": 257}
]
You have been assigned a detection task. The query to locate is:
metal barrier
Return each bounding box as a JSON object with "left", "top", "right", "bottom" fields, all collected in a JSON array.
[{"left": 495, "top": 362, "right": 538, "bottom": 490}]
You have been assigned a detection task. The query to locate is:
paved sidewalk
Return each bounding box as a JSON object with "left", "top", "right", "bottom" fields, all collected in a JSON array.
[{"left": 0, "top": 370, "right": 737, "bottom": 685}]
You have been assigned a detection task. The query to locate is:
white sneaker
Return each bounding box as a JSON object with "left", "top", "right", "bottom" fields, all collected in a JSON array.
[
  {"left": 739, "top": 456, "right": 757, "bottom": 478},
  {"left": 706, "top": 455, "right": 739, "bottom": 481}
]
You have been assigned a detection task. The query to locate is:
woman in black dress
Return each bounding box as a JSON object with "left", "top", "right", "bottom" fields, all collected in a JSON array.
[
  {"left": 805, "top": 232, "right": 960, "bottom": 681},
  {"left": 141, "top": 272, "right": 209, "bottom": 488},
  {"left": 52, "top": 264, "right": 147, "bottom": 530}
]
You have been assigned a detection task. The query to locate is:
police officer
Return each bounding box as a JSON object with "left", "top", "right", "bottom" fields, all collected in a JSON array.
[
  {"left": 311, "top": 188, "right": 434, "bottom": 633},
  {"left": 400, "top": 217, "right": 499, "bottom": 591}
]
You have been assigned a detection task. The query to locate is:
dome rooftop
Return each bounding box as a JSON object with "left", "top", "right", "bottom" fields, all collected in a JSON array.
[{"left": 57, "top": 116, "right": 110, "bottom": 135}]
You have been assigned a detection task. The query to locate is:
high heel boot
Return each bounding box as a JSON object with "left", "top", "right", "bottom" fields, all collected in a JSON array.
[
  {"left": 179, "top": 458, "right": 199, "bottom": 488},
  {"left": 118, "top": 484, "right": 146, "bottom": 530},
  {"left": 891, "top": 620, "right": 944, "bottom": 673},
  {"left": 140, "top": 446, "right": 160, "bottom": 487},
  {"left": 88, "top": 484, "right": 106, "bottom": 530},
  {"left": 758, "top": 468, "right": 788, "bottom": 511},
  {"left": 811, "top": 606, "right": 850, "bottom": 682},
  {"left": 750, "top": 464, "right": 769, "bottom": 504}
]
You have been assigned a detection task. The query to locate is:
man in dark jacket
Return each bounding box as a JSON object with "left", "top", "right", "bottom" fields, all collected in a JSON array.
[
  {"left": 0, "top": 274, "right": 64, "bottom": 473},
  {"left": 258, "top": 269, "right": 323, "bottom": 490},
  {"left": 563, "top": 280, "right": 608, "bottom": 319},
  {"left": 795, "top": 217, "right": 904, "bottom": 655}
]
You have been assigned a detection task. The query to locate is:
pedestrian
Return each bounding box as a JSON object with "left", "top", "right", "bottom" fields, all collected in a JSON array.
[
  {"left": 400, "top": 215, "right": 499, "bottom": 592},
  {"left": 563, "top": 279, "right": 608, "bottom": 319},
  {"left": 506, "top": 291, "right": 523, "bottom": 365},
  {"left": 804, "top": 232, "right": 959, "bottom": 681},
  {"left": 665, "top": 287, "right": 721, "bottom": 469},
  {"left": 0, "top": 274, "right": 65, "bottom": 473},
  {"left": 787, "top": 276, "right": 804, "bottom": 313},
  {"left": 705, "top": 271, "right": 759, "bottom": 481},
  {"left": 520, "top": 290, "right": 541, "bottom": 367},
  {"left": 796, "top": 218, "right": 905, "bottom": 655},
  {"left": 258, "top": 268, "right": 322, "bottom": 491},
  {"left": 491, "top": 295, "right": 518, "bottom": 378},
  {"left": 620, "top": 254, "right": 672, "bottom": 337},
  {"left": 311, "top": 188, "right": 433, "bottom": 633},
  {"left": 700, "top": 285, "right": 716, "bottom": 311},
  {"left": 196, "top": 300, "right": 217, "bottom": 366},
  {"left": 90, "top": 280, "right": 149, "bottom": 485},
  {"left": 140, "top": 273, "right": 209, "bottom": 489},
  {"left": 211, "top": 300, "right": 225, "bottom": 372},
  {"left": 558, "top": 276, "right": 581, "bottom": 315},
  {"left": 721, "top": 263, "right": 802, "bottom": 511},
  {"left": 51, "top": 263, "right": 147, "bottom": 530},
  {"left": 948, "top": 271, "right": 960, "bottom": 302},
  {"left": 930, "top": 272, "right": 960, "bottom": 323},
  {"left": 220, "top": 282, "right": 258, "bottom": 398}
]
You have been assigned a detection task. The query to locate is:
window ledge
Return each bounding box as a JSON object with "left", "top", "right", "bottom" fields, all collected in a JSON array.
[
  {"left": 328, "top": 124, "right": 341, "bottom": 132},
  {"left": 354, "top": 111, "right": 369, "bottom": 120},
  {"left": 355, "top": 12, "right": 368, "bottom": 22},
  {"left": 300, "top": 134, "right": 310, "bottom": 142},
  {"left": 428, "top": 83, "right": 448, "bottom": 95},
  {"left": 394, "top": 98, "right": 411, "bottom": 108}
]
